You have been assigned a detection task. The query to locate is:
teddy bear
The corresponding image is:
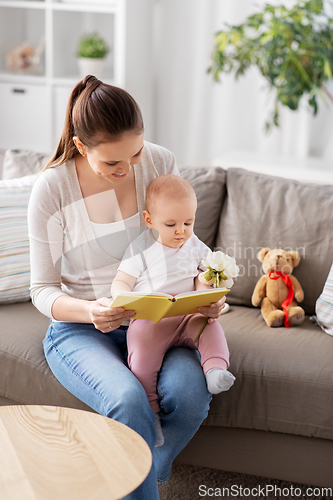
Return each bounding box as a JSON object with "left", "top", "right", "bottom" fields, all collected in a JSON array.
[{"left": 251, "top": 248, "right": 305, "bottom": 328}]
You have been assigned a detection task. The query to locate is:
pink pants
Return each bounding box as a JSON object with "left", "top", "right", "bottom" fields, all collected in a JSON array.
[{"left": 127, "top": 314, "right": 229, "bottom": 413}]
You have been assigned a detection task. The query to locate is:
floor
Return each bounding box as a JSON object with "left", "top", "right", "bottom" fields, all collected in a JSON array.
[{"left": 158, "top": 464, "right": 324, "bottom": 500}]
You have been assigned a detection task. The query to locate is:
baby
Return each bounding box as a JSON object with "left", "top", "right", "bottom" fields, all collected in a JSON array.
[{"left": 111, "top": 174, "right": 235, "bottom": 445}]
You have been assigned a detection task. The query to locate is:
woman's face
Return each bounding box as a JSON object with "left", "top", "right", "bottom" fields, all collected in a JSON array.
[{"left": 77, "top": 132, "right": 144, "bottom": 184}]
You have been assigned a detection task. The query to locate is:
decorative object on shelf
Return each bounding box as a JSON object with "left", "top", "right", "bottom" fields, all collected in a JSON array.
[
  {"left": 6, "top": 36, "right": 45, "bottom": 75},
  {"left": 77, "top": 32, "right": 110, "bottom": 79},
  {"left": 208, "top": 0, "right": 333, "bottom": 130},
  {"left": 0, "top": 0, "right": 150, "bottom": 153}
]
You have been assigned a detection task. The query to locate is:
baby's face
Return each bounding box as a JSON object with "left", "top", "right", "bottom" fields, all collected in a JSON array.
[{"left": 147, "top": 195, "right": 197, "bottom": 248}]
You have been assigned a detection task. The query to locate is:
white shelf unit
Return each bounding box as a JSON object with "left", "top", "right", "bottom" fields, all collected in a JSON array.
[{"left": 0, "top": 0, "right": 154, "bottom": 153}]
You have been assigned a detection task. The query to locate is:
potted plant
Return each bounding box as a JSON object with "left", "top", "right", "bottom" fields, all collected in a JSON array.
[
  {"left": 77, "top": 32, "right": 110, "bottom": 79},
  {"left": 208, "top": 0, "right": 333, "bottom": 130}
]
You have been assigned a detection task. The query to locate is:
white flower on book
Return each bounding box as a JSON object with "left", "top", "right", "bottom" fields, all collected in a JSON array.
[{"left": 199, "top": 251, "right": 239, "bottom": 289}]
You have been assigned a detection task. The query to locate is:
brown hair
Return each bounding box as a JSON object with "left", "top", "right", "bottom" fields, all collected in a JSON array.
[
  {"left": 45, "top": 75, "right": 144, "bottom": 169},
  {"left": 145, "top": 175, "right": 197, "bottom": 214}
]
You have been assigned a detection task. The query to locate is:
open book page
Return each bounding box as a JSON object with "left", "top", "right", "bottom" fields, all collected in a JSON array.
[
  {"left": 163, "top": 289, "right": 229, "bottom": 318},
  {"left": 110, "top": 289, "right": 229, "bottom": 324},
  {"left": 110, "top": 294, "right": 173, "bottom": 324}
]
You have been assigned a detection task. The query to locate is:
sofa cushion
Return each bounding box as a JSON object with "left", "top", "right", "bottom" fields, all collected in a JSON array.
[
  {"left": 0, "top": 301, "right": 92, "bottom": 411},
  {"left": 2, "top": 149, "right": 49, "bottom": 180},
  {"left": 315, "top": 263, "right": 333, "bottom": 331},
  {"left": 207, "top": 305, "right": 333, "bottom": 441},
  {"left": 216, "top": 168, "right": 333, "bottom": 314},
  {"left": 180, "top": 166, "right": 226, "bottom": 249},
  {"left": 0, "top": 174, "right": 37, "bottom": 303}
]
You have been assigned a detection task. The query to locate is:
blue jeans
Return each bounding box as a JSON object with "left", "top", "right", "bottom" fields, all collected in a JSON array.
[{"left": 43, "top": 321, "right": 212, "bottom": 499}]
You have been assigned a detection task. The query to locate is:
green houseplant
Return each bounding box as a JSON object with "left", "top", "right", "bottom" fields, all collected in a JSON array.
[
  {"left": 209, "top": 0, "right": 333, "bottom": 130},
  {"left": 77, "top": 33, "right": 109, "bottom": 59},
  {"left": 77, "top": 33, "right": 109, "bottom": 79}
]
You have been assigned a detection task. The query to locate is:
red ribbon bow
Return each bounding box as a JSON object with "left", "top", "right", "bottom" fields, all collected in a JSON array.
[{"left": 268, "top": 271, "right": 294, "bottom": 328}]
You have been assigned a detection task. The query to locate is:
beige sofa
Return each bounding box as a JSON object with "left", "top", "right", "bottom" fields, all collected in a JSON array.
[{"left": 1, "top": 159, "right": 333, "bottom": 488}]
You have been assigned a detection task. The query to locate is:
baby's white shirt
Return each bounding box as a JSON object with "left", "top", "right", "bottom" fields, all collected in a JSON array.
[{"left": 118, "top": 229, "right": 210, "bottom": 295}]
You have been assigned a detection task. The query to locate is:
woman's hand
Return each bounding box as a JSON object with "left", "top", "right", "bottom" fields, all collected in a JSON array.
[
  {"left": 197, "top": 295, "right": 227, "bottom": 323},
  {"left": 88, "top": 297, "right": 135, "bottom": 333}
]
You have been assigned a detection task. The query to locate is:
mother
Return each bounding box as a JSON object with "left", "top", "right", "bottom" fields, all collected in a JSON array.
[{"left": 28, "top": 75, "right": 225, "bottom": 499}]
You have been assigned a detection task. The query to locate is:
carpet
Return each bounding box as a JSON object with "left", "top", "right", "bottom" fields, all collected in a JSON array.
[{"left": 158, "top": 464, "right": 332, "bottom": 499}]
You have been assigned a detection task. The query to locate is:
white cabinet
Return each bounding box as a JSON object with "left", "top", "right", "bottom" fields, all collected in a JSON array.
[
  {"left": 0, "top": 0, "right": 154, "bottom": 153},
  {"left": 0, "top": 82, "right": 52, "bottom": 151}
]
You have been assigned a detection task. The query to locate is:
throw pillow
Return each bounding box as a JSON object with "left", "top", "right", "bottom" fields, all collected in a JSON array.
[
  {"left": 180, "top": 166, "right": 226, "bottom": 249},
  {"left": 2, "top": 149, "right": 50, "bottom": 180},
  {"left": 314, "top": 263, "right": 333, "bottom": 335},
  {"left": 216, "top": 168, "right": 333, "bottom": 315},
  {"left": 0, "top": 174, "right": 37, "bottom": 303}
]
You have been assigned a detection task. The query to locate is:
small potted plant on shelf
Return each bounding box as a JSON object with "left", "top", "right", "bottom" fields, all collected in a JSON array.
[
  {"left": 77, "top": 32, "right": 109, "bottom": 80},
  {"left": 208, "top": 0, "right": 333, "bottom": 131}
]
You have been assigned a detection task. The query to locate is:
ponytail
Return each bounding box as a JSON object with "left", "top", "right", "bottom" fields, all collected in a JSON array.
[{"left": 44, "top": 75, "right": 144, "bottom": 170}]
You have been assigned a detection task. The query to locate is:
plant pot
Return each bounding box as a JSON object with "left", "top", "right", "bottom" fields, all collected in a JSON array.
[{"left": 77, "top": 57, "right": 106, "bottom": 80}]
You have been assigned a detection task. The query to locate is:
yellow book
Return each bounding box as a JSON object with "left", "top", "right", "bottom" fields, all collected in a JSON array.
[{"left": 110, "top": 288, "right": 230, "bottom": 324}]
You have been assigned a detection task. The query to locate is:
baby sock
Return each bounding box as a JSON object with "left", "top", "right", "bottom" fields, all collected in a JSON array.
[
  {"left": 206, "top": 368, "right": 236, "bottom": 394},
  {"left": 154, "top": 413, "right": 164, "bottom": 447},
  {"left": 220, "top": 303, "right": 230, "bottom": 315}
]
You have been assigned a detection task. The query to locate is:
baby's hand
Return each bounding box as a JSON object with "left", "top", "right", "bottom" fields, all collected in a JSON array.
[{"left": 197, "top": 296, "right": 226, "bottom": 323}]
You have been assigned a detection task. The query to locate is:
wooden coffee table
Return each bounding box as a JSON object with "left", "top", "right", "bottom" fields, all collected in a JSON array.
[{"left": 0, "top": 405, "right": 152, "bottom": 500}]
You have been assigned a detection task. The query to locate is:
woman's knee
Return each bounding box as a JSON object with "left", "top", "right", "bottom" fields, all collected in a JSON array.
[
  {"left": 158, "top": 347, "right": 211, "bottom": 422},
  {"left": 103, "top": 381, "right": 157, "bottom": 447},
  {"left": 105, "top": 380, "right": 153, "bottom": 419},
  {"left": 104, "top": 380, "right": 148, "bottom": 417}
]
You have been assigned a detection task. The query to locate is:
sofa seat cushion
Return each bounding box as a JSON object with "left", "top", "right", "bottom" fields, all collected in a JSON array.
[
  {"left": 216, "top": 168, "right": 333, "bottom": 315},
  {"left": 205, "top": 305, "right": 333, "bottom": 441},
  {"left": 0, "top": 301, "right": 92, "bottom": 411}
]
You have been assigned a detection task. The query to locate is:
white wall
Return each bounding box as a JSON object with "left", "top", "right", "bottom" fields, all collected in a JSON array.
[{"left": 152, "top": 0, "right": 265, "bottom": 165}]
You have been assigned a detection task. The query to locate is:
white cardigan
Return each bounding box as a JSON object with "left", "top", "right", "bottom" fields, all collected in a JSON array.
[{"left": 28, "top": 141, "right": 178, "bottom": 318}]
